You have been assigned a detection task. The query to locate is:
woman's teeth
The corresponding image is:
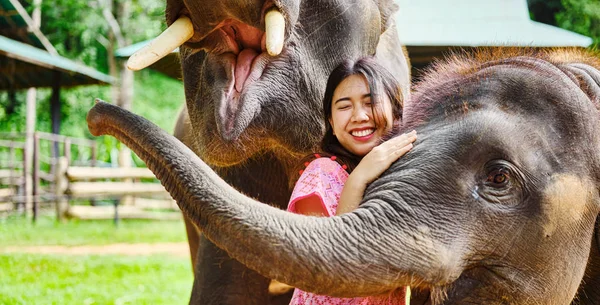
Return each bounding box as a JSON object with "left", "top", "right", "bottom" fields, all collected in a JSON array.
[{"left": 351, "top": 129, "right": 375, "bottom": 137}]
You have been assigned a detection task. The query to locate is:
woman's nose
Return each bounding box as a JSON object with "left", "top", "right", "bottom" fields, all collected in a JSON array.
[{"left": 351, "top": 108, "right": 370, "bottom": 122}]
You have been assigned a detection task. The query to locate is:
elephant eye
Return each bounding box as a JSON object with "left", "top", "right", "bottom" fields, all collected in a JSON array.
[
  {"left": 486, "top": 167, "right": 510, "bottom": 187},
  {"left": 477, "top": 160, "right": 524, "bottom": 206}
]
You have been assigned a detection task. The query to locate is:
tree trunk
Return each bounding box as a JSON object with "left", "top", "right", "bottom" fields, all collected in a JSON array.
[{"left": 115, "top": 0, "right": 134, "bottom": 204}]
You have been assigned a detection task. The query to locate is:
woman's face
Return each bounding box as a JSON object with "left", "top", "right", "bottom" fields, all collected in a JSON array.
[{"left": 329, "top": 74, "right": 394, "bottom": 157}]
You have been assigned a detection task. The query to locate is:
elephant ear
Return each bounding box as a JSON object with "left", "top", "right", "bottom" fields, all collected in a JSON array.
[
  {"left": 373, "top": 0, "right": 411, "bottom": 101},
  {"left": 561, "top": 61, "right": 600, "bottom": 305},
  {"left": 373, "top": 0, "right": 399, "bottom": 34},
  {"left": 559, "top": 62, "right": 600, "bottom": 109}
]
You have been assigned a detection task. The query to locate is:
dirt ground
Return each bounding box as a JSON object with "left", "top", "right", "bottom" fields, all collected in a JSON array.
[{"left": 1, "top": 242, "right": 190, "bottom": 257}]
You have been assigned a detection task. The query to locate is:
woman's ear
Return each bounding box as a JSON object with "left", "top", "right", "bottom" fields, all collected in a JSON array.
[{"left": 329, "top": 118, "right": 335, "bottom": 135}]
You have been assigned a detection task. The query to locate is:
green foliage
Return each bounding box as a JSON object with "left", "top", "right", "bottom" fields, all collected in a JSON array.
[
  {"left": 38, "top": 0, "right": 165, "bottom": 71},
  {"left": 0, "top": 216, "right": 187, "bottom": 247},
  {"left": 39, "top": 0, "right": 109, "bottom": 71},
  {"left": 0, "top": 70, "right": 183, "bottom": 165},
  {"left": 0, "top": 254, "right": 192, "bottom": 304},
  {"left": 529, "top": 0, "right": 600, "bottom": 49},
  {"left": 556, "top": 0, "right": 600, "bottom": 48}
]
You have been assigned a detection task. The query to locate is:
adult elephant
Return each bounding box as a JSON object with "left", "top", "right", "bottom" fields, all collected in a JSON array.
[
  {"left": 90, "top": 48, "right": 600, "bottom": 304},
  {"left": 127, "top": 0, "right": 410, "bottom": 304}
]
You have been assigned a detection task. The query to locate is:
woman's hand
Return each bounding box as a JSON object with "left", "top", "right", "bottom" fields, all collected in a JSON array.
[
  {"left": 352, "top": 130, "right": 417, "bottom": 185},
  {"left": 336, "top": 130, "right": 417, "bottom": 215}
]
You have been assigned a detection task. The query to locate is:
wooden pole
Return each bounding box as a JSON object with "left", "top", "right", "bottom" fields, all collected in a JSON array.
[
  {"left": 91, "top": 142, "right": 97, "bottom": 167},
  {"left": 64, "top": 138, "right": 71, "bottom": 164},
  {"left": 8, "top": 142, "right": 17, "bottom": 211},
  {"left": 32, "top": 133, "right": 40, "bottom": 222},
  {"left": 24, "top": 88, "right": 36, "bottom": 217},
  {"left": 54, "top": 157, "right": 69, "bottom": 222},
  {"left": 50, "top": 71, "right": 61, "bottom": 163},
  {"left": 8, "top": 142, "right": 15, "bottom": 187},
  {"left": 25, "top": 0, "right": 43, "bottom": 220}
]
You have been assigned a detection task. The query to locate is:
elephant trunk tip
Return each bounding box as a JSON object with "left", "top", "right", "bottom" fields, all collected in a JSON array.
[{"left": 86, "top": 99, "right": 111, "bottom": 137}]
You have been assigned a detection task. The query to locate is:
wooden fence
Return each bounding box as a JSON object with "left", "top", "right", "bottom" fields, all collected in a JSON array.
[
  {"left": 54, "top": 157, "right": 179, "bottom": 221},
  {"left": 0, "top": 131, "right": 98, "bottom": 218},
  {"left": 0, "top": 132, "right": 179, "bottom": 221}
]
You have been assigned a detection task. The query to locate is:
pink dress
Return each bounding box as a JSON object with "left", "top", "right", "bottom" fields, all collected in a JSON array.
[{"left": 286, "top": 157, "right": 407, "bottom": 305}]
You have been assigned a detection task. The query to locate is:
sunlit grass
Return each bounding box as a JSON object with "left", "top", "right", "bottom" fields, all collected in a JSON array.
[
  {"left": 0, "top": 253, "right": 193, "bottom": 305},
  {"left": 0, "top": 216, "right": 187, "bottom": 247}
]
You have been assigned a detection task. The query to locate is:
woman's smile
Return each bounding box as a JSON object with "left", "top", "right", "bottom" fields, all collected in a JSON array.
[{"left": 329, "top": 74, "right": 394, "bottom": 156}]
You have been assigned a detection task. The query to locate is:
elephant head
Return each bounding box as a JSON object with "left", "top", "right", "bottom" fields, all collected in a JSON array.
[
  {"left": 88, "top": 48, "right": 600, "bottom": 304},
  {"left": 130, "top": 0, "right": 410, "bottom": 167}
]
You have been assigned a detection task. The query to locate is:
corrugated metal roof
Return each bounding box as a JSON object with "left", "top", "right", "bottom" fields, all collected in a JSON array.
[
  {"left": 0, "top": 35, "right": 114, "bottom": 89},
  {"left": 395, "top": 0, "right": 592, "bottom": 47}
]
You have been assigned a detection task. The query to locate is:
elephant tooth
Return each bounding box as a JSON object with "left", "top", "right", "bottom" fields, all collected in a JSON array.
[
  {"left": 127, "top": 16, "right": 194, "bottom": 71},
  {"left": 265, "top": 9, "right": 285, "bottom": 56}
]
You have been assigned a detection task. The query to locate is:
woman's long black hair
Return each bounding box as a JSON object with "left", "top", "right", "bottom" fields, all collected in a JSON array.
[{"left": 296, "top": 57, "right": 404, "bottom": 179}]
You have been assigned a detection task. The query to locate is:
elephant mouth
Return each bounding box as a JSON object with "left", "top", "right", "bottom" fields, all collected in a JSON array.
[
  {"left": 191, "top": 19, "right": 273, "bottom": 138},
  {"left": 128, "top": 7, "right": 286, "bottom": 141},
  {"left": 195, "top": 19, "right": 271, "bottom": 93}
]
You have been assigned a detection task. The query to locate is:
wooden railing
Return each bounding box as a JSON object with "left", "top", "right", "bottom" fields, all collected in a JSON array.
[
  {"left": 1, "top": 132, "right": 179, "bottom": 221},
  {"left": 54, "top": 157, "right": 179, "bottom": 221},
  {"left": 0, "top": 131, "right": 98, "bottom": 218}
]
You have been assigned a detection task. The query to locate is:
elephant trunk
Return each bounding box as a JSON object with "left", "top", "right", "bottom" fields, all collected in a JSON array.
[{"left": 86, "top": 100, "right": 455, "bottom": 297}]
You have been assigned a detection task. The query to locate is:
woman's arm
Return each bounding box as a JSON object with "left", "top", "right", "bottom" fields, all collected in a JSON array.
[
  {"left": 336, "top": 130, "right": 417, "bottom": 215},
  {"left": 294, "top": 195, "right": 328, "bottom": 217},
  {"left": 287, "top": 158, "right": 345, "bottom": 217}
]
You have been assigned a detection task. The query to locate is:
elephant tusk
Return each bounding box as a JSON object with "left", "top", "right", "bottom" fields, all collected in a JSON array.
[
  {"left": 265, "top": 9, "right": 285, "bottom": 56},
  {"left": 127, "top": 16, "right": 194, "bottom": 71}
]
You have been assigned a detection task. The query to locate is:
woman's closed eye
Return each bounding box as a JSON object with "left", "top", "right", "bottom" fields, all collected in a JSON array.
[{"left": 336, "top": 101, "right": 352, "bottom": 110}]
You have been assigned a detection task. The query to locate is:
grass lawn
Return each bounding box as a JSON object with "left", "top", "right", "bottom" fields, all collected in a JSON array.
[
  {"left": 0, "top": 216, "right": 188, "bottom": 247},
  {"left": 1, "top": 216, "right": 193, "bottom": 304},
  {"left": 0, "top": 253, "right": 193, "bottom": 305}
]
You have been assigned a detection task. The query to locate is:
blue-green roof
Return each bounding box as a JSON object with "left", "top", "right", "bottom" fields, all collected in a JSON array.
[
  {"left": 395, "top": 0, "right": 592, "bottom": 47},
  {"left": 0, "top": 35, "right": 114, "bottom": 89}
]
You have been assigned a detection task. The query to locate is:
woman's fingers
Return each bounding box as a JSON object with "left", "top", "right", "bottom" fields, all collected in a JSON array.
[
  {"left": 393, "top": 143, "right": 413, "bottom": 157},
  {"left": 383, "top": 130, "right": 417, "bottom": 154}
]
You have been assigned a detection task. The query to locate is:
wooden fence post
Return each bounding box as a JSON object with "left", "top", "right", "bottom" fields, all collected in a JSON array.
[
  {"left": 91, "top": 142, "right": 97, "bottom": 167},
  {"left": 32, "top": 133, "right": 40, "bottom": 222},
  {"left": 54, "top": 157, "right": 69, "bottom": 222},
  {"left": 64, "top": 138, "right": 71, "bottom": 164}
]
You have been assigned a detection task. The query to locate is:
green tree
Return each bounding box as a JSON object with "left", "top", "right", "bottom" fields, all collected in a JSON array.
[
  {"left": 37, "top": 0, "right": 165, "bottom": 72},
  {"left": 529, "top": 0, "right": 600, "bottom": 49},
  {"left": 556, "top": 0, "right": 600, "bottom": 48}
]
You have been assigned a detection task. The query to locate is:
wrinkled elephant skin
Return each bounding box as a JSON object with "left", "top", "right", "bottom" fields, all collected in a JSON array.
[
  {"left": 164, "top": 0, "right": 410, "bottom": 304},
  {"left": 88, "top": 48, "right": 600, "bottom": 304}
]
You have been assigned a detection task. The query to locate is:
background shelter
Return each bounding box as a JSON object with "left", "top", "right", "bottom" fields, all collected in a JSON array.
[
  {"left": 396, "top": 0, "right": 593, "bottom": 74},
  {"left": 0, "top": 0, "right": 113, "bottom": 216},
  {"left": 116, "top": 0, "right": 593, "bottom": 80}
]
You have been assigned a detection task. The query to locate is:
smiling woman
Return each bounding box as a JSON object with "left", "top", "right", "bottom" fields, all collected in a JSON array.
[{"left": 284, "top": 58, "right": 414, "bottom": 305}]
